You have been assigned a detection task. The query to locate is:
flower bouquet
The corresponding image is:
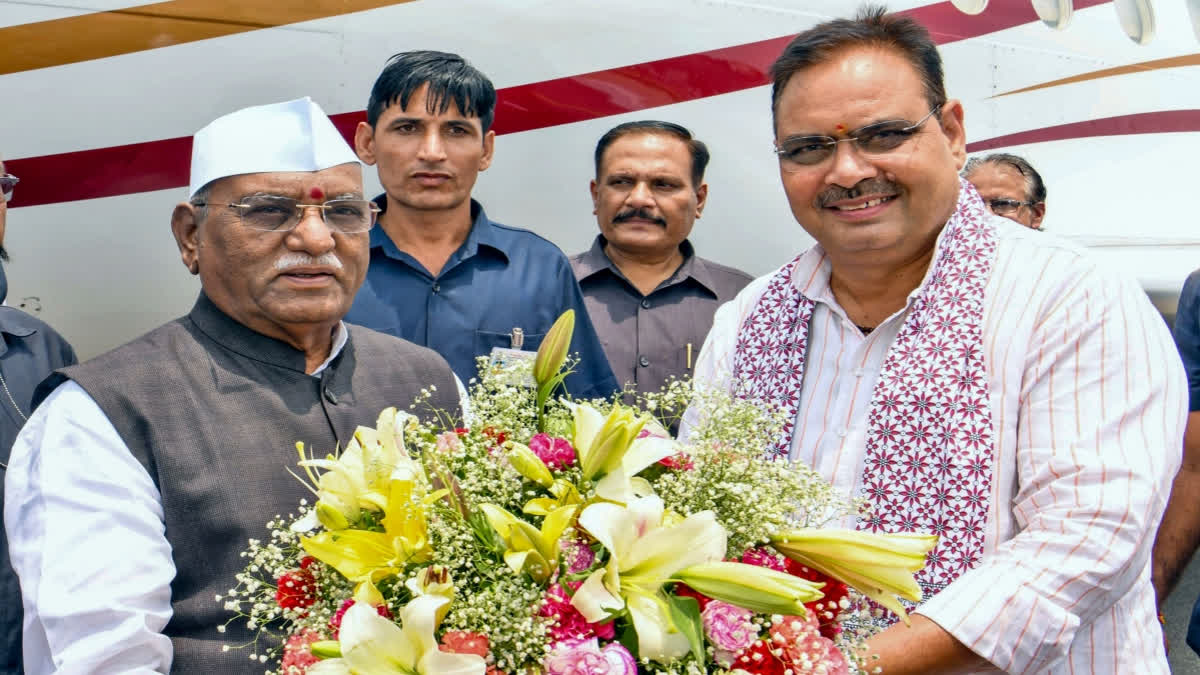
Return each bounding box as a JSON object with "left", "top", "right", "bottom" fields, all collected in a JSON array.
[{"left": 225, "top": 311, "right": 938, "bottom": 674}]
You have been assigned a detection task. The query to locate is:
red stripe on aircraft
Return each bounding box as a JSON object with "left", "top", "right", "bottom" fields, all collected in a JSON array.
[
  {"left": 966, "top": 110, "right": 1200, "bottom": 151},
  {"left": 7, "top": 0, "right": 1114, "bottom": 207}
]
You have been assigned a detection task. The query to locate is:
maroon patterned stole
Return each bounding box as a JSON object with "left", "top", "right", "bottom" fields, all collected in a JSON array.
[{"left": 732, "top": 180, "right": 998, "bottom": 612}]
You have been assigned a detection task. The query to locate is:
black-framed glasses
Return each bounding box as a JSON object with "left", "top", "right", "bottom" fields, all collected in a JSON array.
[
  {"left": 774, "top": 106, "right": 943, "bottom": 170},
  {"left": 193, "top": 195, "right": 380, "bottom": 233},
  {"left": 0, "top": 174, "right": 18, "bottom": 202},
  {"left": 985, "top": 198, "right": 1036, "bottom": 216}
]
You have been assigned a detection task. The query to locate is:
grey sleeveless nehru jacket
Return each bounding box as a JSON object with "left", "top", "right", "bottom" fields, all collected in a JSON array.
[{"left": 35, "top": 293, "right": 460, "bottom": 673}]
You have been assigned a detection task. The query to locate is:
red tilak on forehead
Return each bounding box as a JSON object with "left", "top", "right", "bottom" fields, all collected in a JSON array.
[
  {"left": 308, "top": 186, "right": 325, "bottom": 200},
  {"left": 834, "top": 123, "right": 847, "bottom": 133}
]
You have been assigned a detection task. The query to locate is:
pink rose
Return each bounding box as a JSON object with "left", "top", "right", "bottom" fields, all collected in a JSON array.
[
  {"left": 702, "top": 600, "right": 758, "bottom": 651},
  {"left": 544, "top": 638, "right": 636, "bottom": 675},
  {"left": 529, "top": 433, "right": 577, "bottom": 470}
]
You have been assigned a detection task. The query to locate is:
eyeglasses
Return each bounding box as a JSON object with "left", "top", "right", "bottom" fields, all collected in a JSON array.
[
  {"left": 774, "top": 106, "right": 943, "bottom": 170},
  {"left": 0, "top": 174, "right": 18, "bottom": 202},
  {"left": 193, "top": 195, "right": 380, "bottom": 233},
  {"left": 985, "top": 198, "right": 1036, "bottom": 216}
]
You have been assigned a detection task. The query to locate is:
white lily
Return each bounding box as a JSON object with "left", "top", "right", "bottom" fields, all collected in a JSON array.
[
  {"left": 307, "top": 596, "right": 485, "bottom": 675},
  {"left": 571, "top": 495, "right": 726, "bottom": 662}
]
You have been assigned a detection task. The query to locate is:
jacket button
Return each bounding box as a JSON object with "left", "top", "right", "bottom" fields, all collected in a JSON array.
[
  {"left": 641, "top": 299, "right": 651, "bottom": 309},
  {"left": 324, "top": 387, "right": 338, "bottom": 405},
  {"left": 639, "top": 356, "right": 650, "bottom": 367}
]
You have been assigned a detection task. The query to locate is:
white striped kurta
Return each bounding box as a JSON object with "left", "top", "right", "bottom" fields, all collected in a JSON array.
[{"left": 692, "top": 217, "right": 1186, "bottom": 674}]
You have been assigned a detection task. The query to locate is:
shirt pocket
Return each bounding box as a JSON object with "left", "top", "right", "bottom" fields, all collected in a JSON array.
[{"left": 474, "top": 330, "right": 546, "bottom": 356}]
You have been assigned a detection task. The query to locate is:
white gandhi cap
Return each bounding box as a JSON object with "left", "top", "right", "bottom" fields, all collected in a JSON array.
[{"left": 188, "top": 97, "right": 361, "bottom": 199}]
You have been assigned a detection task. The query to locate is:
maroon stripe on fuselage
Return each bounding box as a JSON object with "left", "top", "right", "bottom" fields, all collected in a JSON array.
[
  {"left": 6, "top": 0, "right": 1116, "bottom": 207},
  {"left": 966, "top": 110, "right": 1200, "bottom": 152}
]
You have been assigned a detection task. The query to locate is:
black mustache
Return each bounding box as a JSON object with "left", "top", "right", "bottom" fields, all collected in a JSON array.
[
  {"left": 613, "top": 208, "right": 667, "bottom": 227},
  {"left": 816, "top": 179, "right": 899, "bottom": 208}
]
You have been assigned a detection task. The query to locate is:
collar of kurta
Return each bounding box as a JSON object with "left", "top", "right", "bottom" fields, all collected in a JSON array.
[
  {"left": 731, "top": 178, "right": 999, "bottom": 617},
  {"left": 187, "top": 292, "right": 347, "bottom": 376},
  {"left": 368, "top": 197, "right": 511, "bottom": 266},
  {"left": 575, "top": 234, "right": 718, "bottom": 297}
]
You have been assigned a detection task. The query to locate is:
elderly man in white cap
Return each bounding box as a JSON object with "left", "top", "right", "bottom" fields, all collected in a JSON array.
[{"left": 4, "top": 98, "right": 460, "bottom": 673}]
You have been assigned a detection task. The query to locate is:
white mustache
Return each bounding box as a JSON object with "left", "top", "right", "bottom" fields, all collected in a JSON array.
[{"left": 273, "top": 252, "right": 344, "bottom": 272}]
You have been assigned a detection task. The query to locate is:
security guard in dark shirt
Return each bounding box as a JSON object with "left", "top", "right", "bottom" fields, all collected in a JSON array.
[
  {"left": 0, "top": 160, "right": 77, "bottom": 674},
  {"left": 571, "top": 121, "right": 751, "bottom": 396}
]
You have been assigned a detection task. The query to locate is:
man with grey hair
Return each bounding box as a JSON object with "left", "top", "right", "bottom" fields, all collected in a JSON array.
[
  {"left": 963, "top": 152, "right": 1047, "bottom": 230},
  {"left": 5, "top": 98, "right": 459, "bottom": 673}
]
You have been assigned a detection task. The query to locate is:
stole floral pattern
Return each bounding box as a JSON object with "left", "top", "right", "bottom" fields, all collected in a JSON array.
[{"left": 732, "top": 179, "right": 998, "bottom": 616}]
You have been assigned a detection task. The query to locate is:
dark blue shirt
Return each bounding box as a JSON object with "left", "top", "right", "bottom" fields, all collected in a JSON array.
[
  {"left": 347, "top": 199, "right": 618, "bottom": 399},
  {"left": 1175, "top": 269, "right": 1200, "bottom": 412},
  {"left": 0, "top": 265, "right": 77, "bottom": 674}
]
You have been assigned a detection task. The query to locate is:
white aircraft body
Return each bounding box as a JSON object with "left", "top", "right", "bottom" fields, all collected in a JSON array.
[{"left": 2, "top": 0, "right": 1198, "bottom": 358}]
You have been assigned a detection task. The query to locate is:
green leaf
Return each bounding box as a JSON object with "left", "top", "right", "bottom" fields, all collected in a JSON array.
[
  {"left": 665, "top": 592, "right": 705, "bottom": 666},
  {"left": 617, "top": 619, "right": 640, "bottom": 661}
]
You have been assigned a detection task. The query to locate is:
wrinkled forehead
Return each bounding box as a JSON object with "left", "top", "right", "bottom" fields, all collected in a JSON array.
[
  {"left": 213, "top": 163, "right": 364, "bottom": 199},
  {"left": 601, "top": 132, "right": 692, "bottom": 174}
]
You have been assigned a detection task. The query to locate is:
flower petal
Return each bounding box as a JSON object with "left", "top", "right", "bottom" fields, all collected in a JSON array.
[
  {"left": 571, "top": 569, "right": 625, "bottom": 622},
  {"left": 622, "top": 510, "right": 726, "bottom": 581},
  {"left": 417, "top": 648, "right": 488, "bottom": 675},
  {"left": 627, "top": 591, "right": 691, "bottom": 662},
  {"left": 338, "top": 602, "right": 414, "bottom": 672},
  {"left": 621, "top": 435, "right": 681, "bottom": 475}
]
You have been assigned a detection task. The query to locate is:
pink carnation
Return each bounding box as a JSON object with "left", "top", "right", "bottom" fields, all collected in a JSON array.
[
  {"left": 441, "top": 630, "right": 490, "bottom": 658},
  {"left": 562, "top": 538, "right": 597, "bottom": 574},
  {"left": 280, "top": 630, "right": 321, "bottom": 673},
  {"left": 529, "top": 433, "right": 577, "bottom": 470},
  {"left": 740, "top": 547, "right": 788, "bottom": 572},
  {"left": 701, "top": 601, "right": 758, "bottom": 652},
  {"left": 539, "top": 583, "right": 615, "bottom": 642},
  {"left": 544, "top": 638, "right": 636, "bottom": 675},
  {"left": 436, "top": 430, "right": 463, "bottom": 454},
  {"left": 765, "top": 613, "right": 849, "bottom": 675},
  {"left": 657, "top": 452, "right": 694, "bottom": 470}
]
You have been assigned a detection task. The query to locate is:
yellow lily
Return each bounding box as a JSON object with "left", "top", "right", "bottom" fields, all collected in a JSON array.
[
  {"left": 505, "top": 441, "right": 555, "bottom": 488},
  {"left": 523, "top": 479, "right": 583, "bottom": 517},
  {"left": 565, "top": 401, "right": 678, "bottom": 502},
  {"left": 672, "top": 561, "right": 824, "bottom": 615},
  {"left": 301, "top": 470, "right": 434, "bottom": 596},
  {"left": 533, "top": 309, "right": 575, "bottom": 386},
  {"left": 572, "top": 496, "right": 726, "bottom": 663},
  {"left": 479, "top": 503, "right": 578, "bottom": 583},
  {"left": 307, "top": 595, "right": 485, "bottom": 675},
  {"left": 769, "top": 528, "right": 939, "bottom": 622},
  {"left": 296, "top": 407, "right": 425, "bottom": 530}
]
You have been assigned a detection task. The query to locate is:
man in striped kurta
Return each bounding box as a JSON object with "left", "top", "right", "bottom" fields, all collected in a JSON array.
[{"left": 689, "top": 8, "right": 1184, "bottom": 674}]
